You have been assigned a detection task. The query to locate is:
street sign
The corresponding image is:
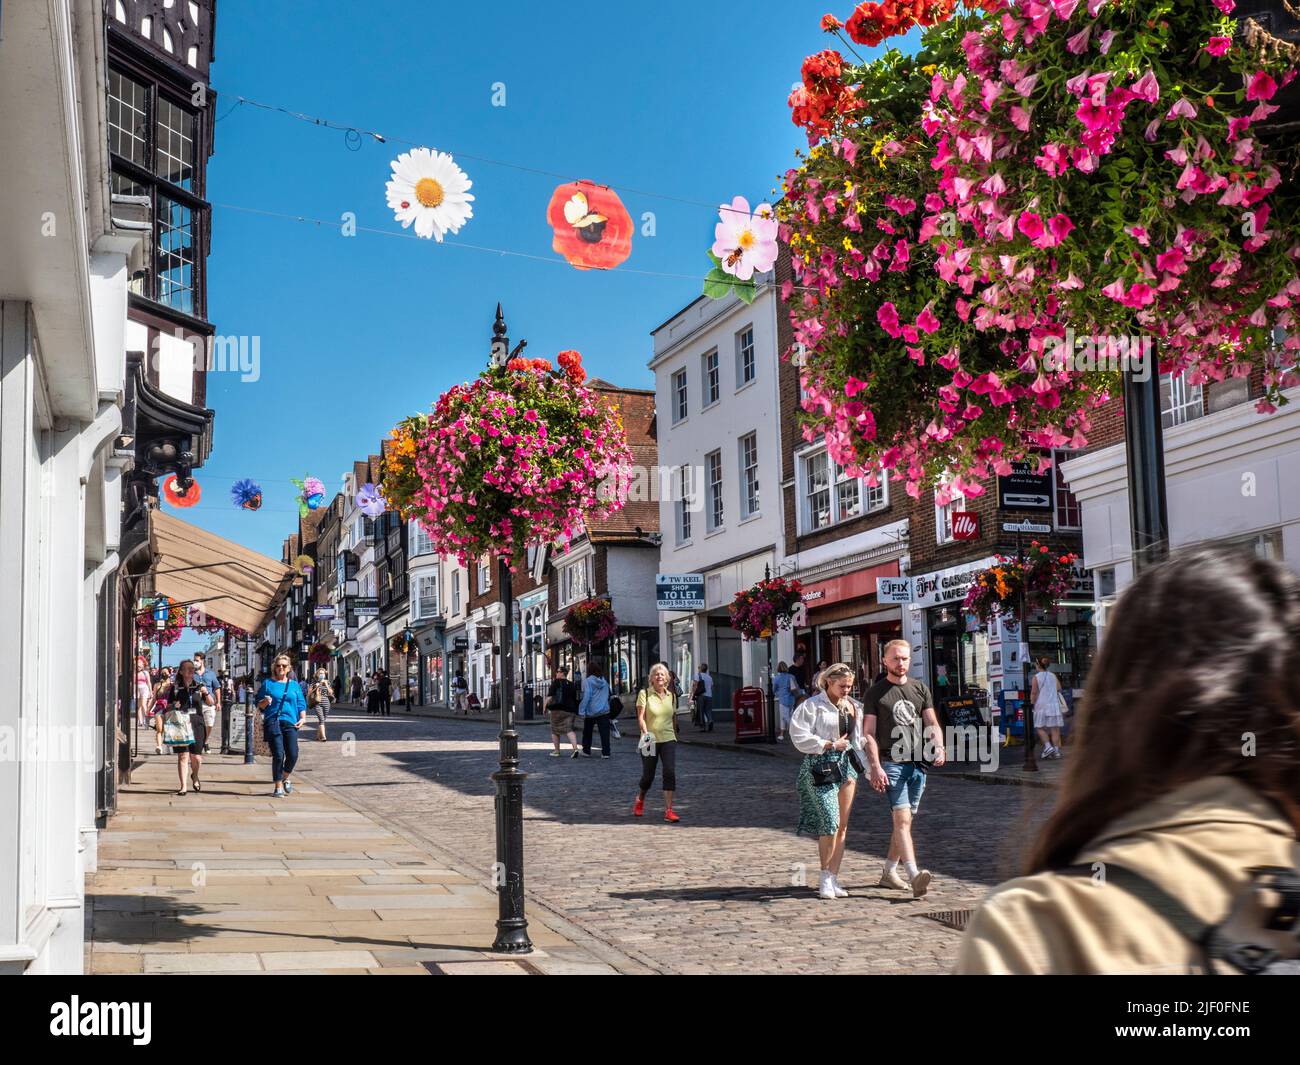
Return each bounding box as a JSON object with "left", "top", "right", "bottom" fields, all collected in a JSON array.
[
  {"left": 656, "top": 573, "right": 705, "bottom": 611},
  {"left": 876, "top": 577, "right": 914, "bottom": 603},
  {"left": 352, "top": 596, "right": 378, "bottom": 618},
  {"left": 998, "top": 460, "right": 1054, "bottom": 511},
  {"left": 314, "top": 606, "right": 336, "bottom": 620},
  {"left": 1001, "top": 520, "right": 1052, "bottom": 534}
]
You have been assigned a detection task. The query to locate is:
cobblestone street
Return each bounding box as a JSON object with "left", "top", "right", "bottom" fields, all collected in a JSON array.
[{"left": 302, "top": 709, "right": 1058, "bottom": 974}]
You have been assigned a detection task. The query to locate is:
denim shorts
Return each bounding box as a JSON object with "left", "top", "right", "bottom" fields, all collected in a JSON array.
[{"left": 883, "top": 761, "right": 927, "bottom": 812}]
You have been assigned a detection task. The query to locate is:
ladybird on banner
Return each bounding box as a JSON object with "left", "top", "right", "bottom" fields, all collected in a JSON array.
[{"left": 547, "top": 180, "right": 633, "bottom": 270}]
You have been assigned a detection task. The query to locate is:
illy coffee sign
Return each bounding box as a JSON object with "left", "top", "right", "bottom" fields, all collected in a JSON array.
[{"left": 951, "top": 511, "right": 980, "bottom": 540}]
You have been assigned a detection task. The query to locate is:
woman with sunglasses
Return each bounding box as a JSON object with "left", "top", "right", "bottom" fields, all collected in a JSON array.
[{"left": 255, "top": 653, "right": 308, "bottom": 797}]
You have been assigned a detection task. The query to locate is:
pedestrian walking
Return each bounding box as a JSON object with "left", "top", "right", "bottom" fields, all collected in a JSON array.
[
  {"left": 159, "top": 659, "right": 215, "bottom": 796},
  {"left": 608, "top": 689, "right": 624, "bottom": 740},
  {"left": 861, "top": 639, "right": 946, "bottom": 899},
  {"left": 1030, "top": 656, "right": 1066, "bottom": 759},
  {"left": 332, "top": 673, "right": 343, "bottom": 704},
  {"left": 790, "top": 651, "right": 809, "bottom": 692},
  {"left": 578, "top": 661, "right": 612, "bottom": 758},
  {"left": 450, "top": 670, "right": 468, "bottom": 712},
  {"left": 790, "top": 663, "right": 863, "bottom": 900},
  {"left": 692, "top": 664, "right": 714, "bottom": 732},
  {"left": 545, "top": 666, "right": 581, "bottom": 758},
  {"left": 350, "top": 673, "right": 363, "bottom": 703},
  {"left": 811, "top": 659, "right": 830, "bottom": 692},
  {"left": 193, "top": 651, "right": 220, "bottom": 754},
  {"left": 958, "top": 548, "right": 1300, "bottom": 974},
  {"left": 151, "top": 667, "right": 173, "bottom": 754},
  {"left": 255, "top": 653, "right": 308, "bottom": 798},
  {"left": 134, "top": 654, "right": 153, "bottom": 727},
  {"left": 378, "top": 669, "right": 392, "bottom": 716},
  {"left": 365, "top": 672, "right": 382, "bottom": 715},
  {"left": 668, "top": 669, "right": 682, "bottom": 707},
  {"left": 634, "top": 663, "right": 681, "bottom": 822},
  {"left": 308, "top": 668, "right": 333, "bottom": 741},
  {"left": 773, "top": 660, "right": 801, "bottom": 742}
]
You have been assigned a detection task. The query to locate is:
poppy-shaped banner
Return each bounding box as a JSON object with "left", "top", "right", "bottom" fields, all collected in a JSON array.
[
  {"left": 162, "top": 475, "right": 201, "bottom": 508},
  {"left": 546, "top": 180, "right": 633, "bottom": 271}
]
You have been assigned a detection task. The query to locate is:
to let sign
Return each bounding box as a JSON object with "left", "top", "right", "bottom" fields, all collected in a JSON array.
[
  {"left": 951, "top": 511, "right": 980, "bottom": 540},
  {"left": 656, "top": 574, "right": 704, "bottom": 611}
]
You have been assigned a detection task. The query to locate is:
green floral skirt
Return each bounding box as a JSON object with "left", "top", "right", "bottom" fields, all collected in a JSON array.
[{"left": 796, "top": 750, "right": 858, "bottom": 838}]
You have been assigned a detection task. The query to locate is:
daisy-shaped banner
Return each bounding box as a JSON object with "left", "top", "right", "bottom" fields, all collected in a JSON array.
[
  {"left": 703, "top": 196, "right": 778, "bottom": 305},
  {"left": 386, "top": 148, "right": 474, "bottom": 241},
  {"left": 357, "top": 482, "right": 386, "bottom": 518}
]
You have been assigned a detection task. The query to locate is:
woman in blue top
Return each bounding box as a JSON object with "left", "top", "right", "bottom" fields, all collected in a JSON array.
[
  {"left": 577, "top": 661, "right": 612, "bottom": 758},
  {"left": 255, "top": 653, "right": 308, "bottom": 797}
]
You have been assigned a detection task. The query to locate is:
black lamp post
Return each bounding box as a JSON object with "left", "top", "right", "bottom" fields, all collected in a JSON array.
[{"left": 488, "top": 305, "right": 532, "bottom": 954}]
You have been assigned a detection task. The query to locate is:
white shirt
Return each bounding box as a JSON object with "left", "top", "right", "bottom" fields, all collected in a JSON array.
[
  {"left": 695, "top": 671, "right": 713, "bottom": 699},
  {"left": 788, "top": 691, "right": 864, "bottom": 756},
  {"left": 1033, "top": 669, "right": 1060, "bottom": 712}
]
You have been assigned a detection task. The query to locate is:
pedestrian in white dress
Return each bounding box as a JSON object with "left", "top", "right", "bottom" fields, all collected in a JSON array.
[{"left": 1030, "top": 656, "right": 1065, "bottom": 759}]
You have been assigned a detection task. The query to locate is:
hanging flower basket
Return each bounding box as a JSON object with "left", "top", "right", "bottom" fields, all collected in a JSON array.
[
  {"left": 390, "top": 351, "right": 633, "bottom": 568},
  {"left": 563, "top": 597, "right": 618, "bottom": 646},
  {"left": 728, "top": 575, "right": 805, "bottom": 641},
  {"left": 782, "top": 2, "right": 1300, "bottom": 499},
  {"left": 308, "top": 642, "right": 333, "bottom": 667},
  {"left": 135, "top": 597, "right": 185, "bottom": 647},
  {"left": 962, "top": 542, "right": 1080, "bottom": 624},
  {"left": 389, "top": 632, "right": 417, "bottom": 656}
]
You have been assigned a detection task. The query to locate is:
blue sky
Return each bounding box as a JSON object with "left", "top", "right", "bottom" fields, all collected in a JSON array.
[{"left": 163, "top": 0, "right": 885, "bottom": 661}]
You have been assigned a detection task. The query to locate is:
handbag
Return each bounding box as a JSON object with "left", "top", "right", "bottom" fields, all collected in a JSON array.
[
  {"left": 1057, "top": 690, "right": 1070, "bottom": 716},
  {"left": 810, "top": 758, "right": 844, "bottom": 787},
  {"left": 162, "top": 709, "right": 195, "bottom": 747}
]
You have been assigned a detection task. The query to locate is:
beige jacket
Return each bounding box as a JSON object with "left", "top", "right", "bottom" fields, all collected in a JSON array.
[{"left": 956, "top": 776, "right": 1298, "bottom": 974}]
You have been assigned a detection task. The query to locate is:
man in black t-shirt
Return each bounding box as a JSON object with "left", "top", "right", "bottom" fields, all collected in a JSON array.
[{"left": 862, "top": 639, "right": 946, "bottom": 899}]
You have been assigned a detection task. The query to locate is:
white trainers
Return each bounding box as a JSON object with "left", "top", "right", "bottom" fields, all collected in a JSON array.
[
  {"left": 878, "top": 867, "right": 908, "bottom": 890},
  {"left": 911, "top": 869, "right": 933, "bottom": 898},
  {"left": 818, "top": 871, "right": 837, "bottom": 900},
  {"left": 831, "top": 875, "right": 849, "bottom": 898}
]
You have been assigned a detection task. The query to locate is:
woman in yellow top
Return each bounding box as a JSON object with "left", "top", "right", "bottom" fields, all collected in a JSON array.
[{"left": 634, "top": 663, "right": 681, "bottom": 823}]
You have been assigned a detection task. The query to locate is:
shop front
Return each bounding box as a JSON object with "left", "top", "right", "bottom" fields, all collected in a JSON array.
[
  {"left": 545, "top": 621, "right": 658, "bottom": 700},
  {"left": 444, "top": 624, "right": 468, "bottom": 704},
  {"left": 794, "top": 557, "right": 905, "bottom": 696}
]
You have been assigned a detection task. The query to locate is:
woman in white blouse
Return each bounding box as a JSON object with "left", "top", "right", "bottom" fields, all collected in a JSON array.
[{"left": 789, "top": 663, "right": 863, "bottom": 900}]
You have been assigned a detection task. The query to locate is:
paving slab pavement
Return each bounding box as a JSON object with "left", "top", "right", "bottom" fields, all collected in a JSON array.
[{"left": 86, "top": 752, "right": 628, "bottom": 975}]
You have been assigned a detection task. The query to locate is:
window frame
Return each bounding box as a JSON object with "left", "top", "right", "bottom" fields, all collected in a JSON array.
[
  {"left": 705, "top": 449, "right": 724, "bottom": 533},
  {"left": 1052, "top": 449, "right": 1082, "bottom": 531},
  {"left": 676, "top": 464, "right": 693, "bottom": 545},
  {"left": 739, "top": 431, "right": 760, "bottom": 520},
  {"left": 1160, "top": 371, "right": 1205, "bottom": 428},
  {"left": 107, "top": 62, "right": 209, "bottom": 317},
  {"left": 935, "top": 483, "right": 968, "bottom": 545},
  {"left": 702, "top": 348, "right": 720, "bottom": 408},
  {"left": 671, "top": 367, "right": 689, "bottom": 424},
  {"left": 736, "top": 325, "right": 756, "bottom": 388},
  {"left": 797, "top": 446, "right": 887, "bottom": 534},
  {"left": 558, "top": 556, "right": 592, "bottom": 608}
]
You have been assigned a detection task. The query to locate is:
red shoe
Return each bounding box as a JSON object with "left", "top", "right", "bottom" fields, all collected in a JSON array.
[
  {"left": 633, "top": 796, "right": 644, "bottom": 817},
  {"left": 664, "top": 809, "right": 680, "bottom": 823}
]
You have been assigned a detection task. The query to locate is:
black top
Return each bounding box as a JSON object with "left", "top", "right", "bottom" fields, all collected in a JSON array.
[
  {"left": 165, "top": 681, "right": 205, "bottom": 713},
  {"left": 862, "top": 677, "right": 935, "bottom": 765},
  {"left": 548, "top": 678, "right": 578, "bottom": 712}
]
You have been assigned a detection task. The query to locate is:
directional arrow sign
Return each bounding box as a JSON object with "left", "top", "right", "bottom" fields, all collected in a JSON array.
[{"left": 1002, "top": 493, "right": 1051, "bottom": 509}]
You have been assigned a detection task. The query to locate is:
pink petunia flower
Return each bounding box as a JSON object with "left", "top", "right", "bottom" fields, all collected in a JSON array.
[
  {"left": 1246, "top": 71, "right": 1278, "bottom": 101},
  {"left": 1205, "top": 37, "right": 1232, "bottom": 58}
]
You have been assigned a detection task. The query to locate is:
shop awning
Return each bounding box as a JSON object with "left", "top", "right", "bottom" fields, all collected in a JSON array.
[{"left": 149, "top": 511, "right": 294, "bottom": 634}]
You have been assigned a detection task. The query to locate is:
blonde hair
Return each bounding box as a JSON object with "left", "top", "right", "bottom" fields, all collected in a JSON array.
[
  {"left": 882, "top": 639, "right": 911, "bottom": 657},
  {"left": 272, "top": 653, "right": 292, "bottom": 673},
  {"left": 648, "top": 662, "right": 670, "bottom": 687},
  {"left": 818, "top": 663, "right": 857, "bottom": 713}
]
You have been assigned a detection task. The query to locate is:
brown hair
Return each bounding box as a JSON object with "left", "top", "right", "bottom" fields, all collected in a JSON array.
[{"left": 1026, "top": 547, "right": 1300, "bottom": 873}]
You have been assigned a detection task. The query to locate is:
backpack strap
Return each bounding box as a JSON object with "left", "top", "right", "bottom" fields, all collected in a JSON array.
[{"left": 1061, "top": 863, "right": 1212, "bottom": 945}]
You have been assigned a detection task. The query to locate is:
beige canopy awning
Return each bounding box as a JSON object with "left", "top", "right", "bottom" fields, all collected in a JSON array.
[{"left": 149, "top": 511, "right": 293, "bottom": 634}]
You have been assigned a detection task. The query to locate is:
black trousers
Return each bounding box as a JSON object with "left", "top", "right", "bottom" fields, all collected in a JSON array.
[
  {"left": 639, "top": 739, "right": 678, "bottom": 792},
  {"left": 581, "top": 714, "right": 611, "bottom": 756}
]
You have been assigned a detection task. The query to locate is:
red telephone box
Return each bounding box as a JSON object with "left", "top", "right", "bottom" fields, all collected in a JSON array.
[{"left": 734, "top": 686, "right": 767, "bottom": 742}]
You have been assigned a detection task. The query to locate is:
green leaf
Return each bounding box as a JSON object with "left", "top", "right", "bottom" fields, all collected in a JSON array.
[
  {"left": 735, "top": 282, "right": 757, "bottom": 305},
  {"left": 703, "top": 269, "right": 733, "bottom": 300},
  {"left": 707, "top": 251, "right": 722, "bottom": 268}
]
